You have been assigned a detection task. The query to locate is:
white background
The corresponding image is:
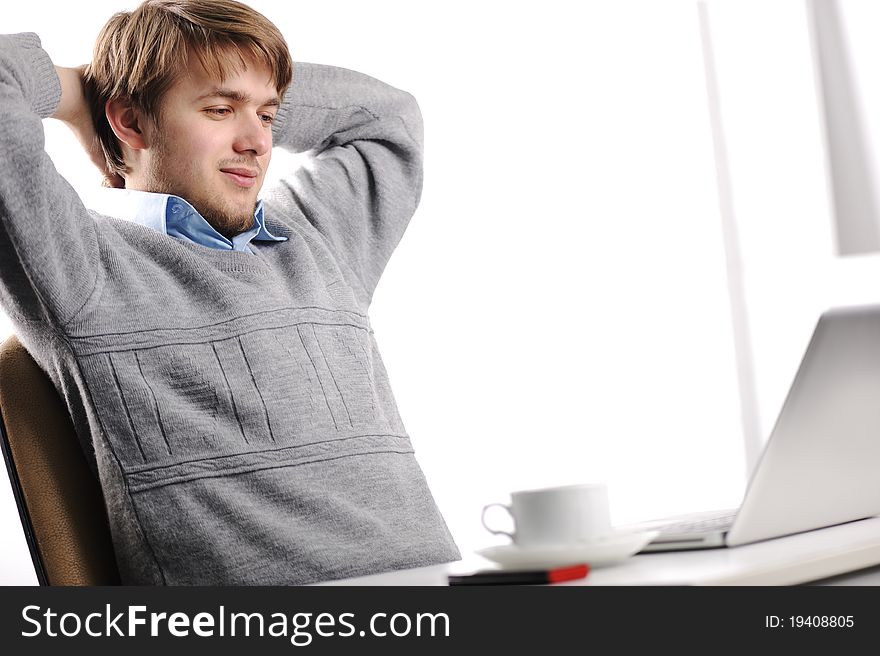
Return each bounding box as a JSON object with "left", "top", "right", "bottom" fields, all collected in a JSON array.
[{"left": 2, "top": 0, "right": 870, "bottom": 585}]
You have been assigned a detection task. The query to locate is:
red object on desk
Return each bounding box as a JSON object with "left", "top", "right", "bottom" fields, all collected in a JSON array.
[
  {"left": 447, "top": 563, "right": 590, "bottom": 586},
  {"left": 547, "top": 563, "right": 590, "bottom": 583}
]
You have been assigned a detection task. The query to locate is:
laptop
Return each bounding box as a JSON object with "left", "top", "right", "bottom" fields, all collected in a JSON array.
[{"left": 639, "top": 304, "right": 880, "bottom": 552}]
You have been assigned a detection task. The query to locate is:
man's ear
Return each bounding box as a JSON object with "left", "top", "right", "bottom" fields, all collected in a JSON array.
[{"left": 105, "top": 98, "right": 149, "bottom": 151}]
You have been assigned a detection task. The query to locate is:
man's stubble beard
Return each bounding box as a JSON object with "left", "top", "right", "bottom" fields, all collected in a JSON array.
[{"left": 144, "top": 140, "right": 259, "bottom": 239}]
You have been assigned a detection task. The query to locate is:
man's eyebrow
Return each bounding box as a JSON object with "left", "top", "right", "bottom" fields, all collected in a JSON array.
[{"left": 196, "top": 88, "right": 281, "bottom": 106}]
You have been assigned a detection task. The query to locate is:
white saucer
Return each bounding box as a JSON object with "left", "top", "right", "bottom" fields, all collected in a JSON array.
[{"left": 474, "top": 530, "right": 660, "bottom": 570}]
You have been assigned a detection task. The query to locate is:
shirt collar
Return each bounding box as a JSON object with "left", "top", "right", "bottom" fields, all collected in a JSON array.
[{"left": 85, "top": 188, "right": 287, "bottom": 253}]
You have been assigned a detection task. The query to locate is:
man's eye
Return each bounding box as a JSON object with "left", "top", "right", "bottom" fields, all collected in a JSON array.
[
  {"left": 206, "top": 108, "right": 231, "bottom": 116},
  {"left": 260, "top": 113, "right": 275, "bottom": 124}
]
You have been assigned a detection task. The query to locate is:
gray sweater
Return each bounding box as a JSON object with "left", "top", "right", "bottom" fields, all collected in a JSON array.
[{"left": 0, "top": 33, "right": 460, "bottom": 584}]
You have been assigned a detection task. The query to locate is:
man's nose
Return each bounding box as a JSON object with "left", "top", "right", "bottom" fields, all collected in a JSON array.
[{"left": 233, "top": 115, "right": 271, "bottom": 156}]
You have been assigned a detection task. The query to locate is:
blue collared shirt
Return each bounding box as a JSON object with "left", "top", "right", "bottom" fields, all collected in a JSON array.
[{"left": 86, "top": 189, "right": 287, "bottom": 253}]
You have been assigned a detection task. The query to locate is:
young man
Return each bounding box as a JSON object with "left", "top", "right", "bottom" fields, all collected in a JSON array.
[{"left": 0, "top": 0, "right": 460, "bottom": 584}]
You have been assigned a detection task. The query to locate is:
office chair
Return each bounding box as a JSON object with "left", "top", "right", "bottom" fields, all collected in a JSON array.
[{"left": 0, "top": 335, "right": 120, "bottom": 585}]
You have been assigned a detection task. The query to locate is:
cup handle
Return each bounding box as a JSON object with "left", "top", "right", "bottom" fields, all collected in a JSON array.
[{"left": 481, "top": 502, "right": 515, "bottom": 541}]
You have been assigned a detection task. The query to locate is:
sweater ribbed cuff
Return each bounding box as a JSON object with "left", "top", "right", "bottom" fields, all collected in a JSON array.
[{"left": 8, "top": 32, "right": 61, "bottom": 119}]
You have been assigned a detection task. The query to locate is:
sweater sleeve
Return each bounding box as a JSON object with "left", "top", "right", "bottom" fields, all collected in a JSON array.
[
  {"left": 0, "top": 33, "right": 101, "bottom": 330},
  {"left": 268, "top": 62, "right": 424, "bottom": 306}
]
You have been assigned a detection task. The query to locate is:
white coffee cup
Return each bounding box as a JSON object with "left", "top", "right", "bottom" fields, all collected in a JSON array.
[{"left": 481, "top": 483, "right": 612, "bottom": 547}]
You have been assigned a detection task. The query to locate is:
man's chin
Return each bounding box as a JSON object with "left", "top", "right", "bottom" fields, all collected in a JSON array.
[{"left": 187, "top": 199, "right": 254, "bottom": 237}]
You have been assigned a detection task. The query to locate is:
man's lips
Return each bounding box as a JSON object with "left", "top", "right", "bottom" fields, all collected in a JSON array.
[{"left": 220, "top": 168, "right": 259, "bottom": 188}]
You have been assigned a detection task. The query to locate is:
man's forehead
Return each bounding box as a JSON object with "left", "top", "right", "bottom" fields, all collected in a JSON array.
[
  {"left": 193, "top": 86, "right": 281, "bottom": 107},
  {"left": 177, "top": 52, "right": 279, "bottom": 97}
]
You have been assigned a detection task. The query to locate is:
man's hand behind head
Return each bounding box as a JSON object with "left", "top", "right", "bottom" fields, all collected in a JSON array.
[{"left": 52, "top": 65, "right": 125, "bottom": 189}]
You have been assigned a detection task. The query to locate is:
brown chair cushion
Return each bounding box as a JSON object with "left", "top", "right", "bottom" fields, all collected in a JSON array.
[{"left": 0, "top": 335, "right": 120, "bottom": 585}]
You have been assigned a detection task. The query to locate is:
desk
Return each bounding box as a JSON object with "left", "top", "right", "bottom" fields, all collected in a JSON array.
[{"left": 318, "top": 516, "right": 880, "bottom": 585}]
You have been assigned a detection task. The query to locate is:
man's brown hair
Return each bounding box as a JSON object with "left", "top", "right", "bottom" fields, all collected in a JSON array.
[{"left": 84, "top": 0, "right": 293, "bottom": 179}]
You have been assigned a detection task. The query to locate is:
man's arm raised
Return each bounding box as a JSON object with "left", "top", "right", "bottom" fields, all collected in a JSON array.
[
  {"left": 267, "top": 63, "right": 424, "bottom": 309},
  {"left": 0, "top": 33, "right": 103, "bottom": 328}
]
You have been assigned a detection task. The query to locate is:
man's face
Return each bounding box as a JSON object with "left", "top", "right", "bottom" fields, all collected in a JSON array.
[{"left": 140, "top": 56, "right": 280, "bottom": 238}]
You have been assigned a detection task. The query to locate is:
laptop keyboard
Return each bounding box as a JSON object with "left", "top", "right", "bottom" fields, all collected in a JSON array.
[{"left": 654, "top": 509, "right": 738, "bottom": 535}]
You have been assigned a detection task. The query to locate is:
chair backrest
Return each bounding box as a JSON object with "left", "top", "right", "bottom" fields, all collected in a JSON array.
[{"left": 0, "top": 335, "right": 120, "bottom": 585}]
